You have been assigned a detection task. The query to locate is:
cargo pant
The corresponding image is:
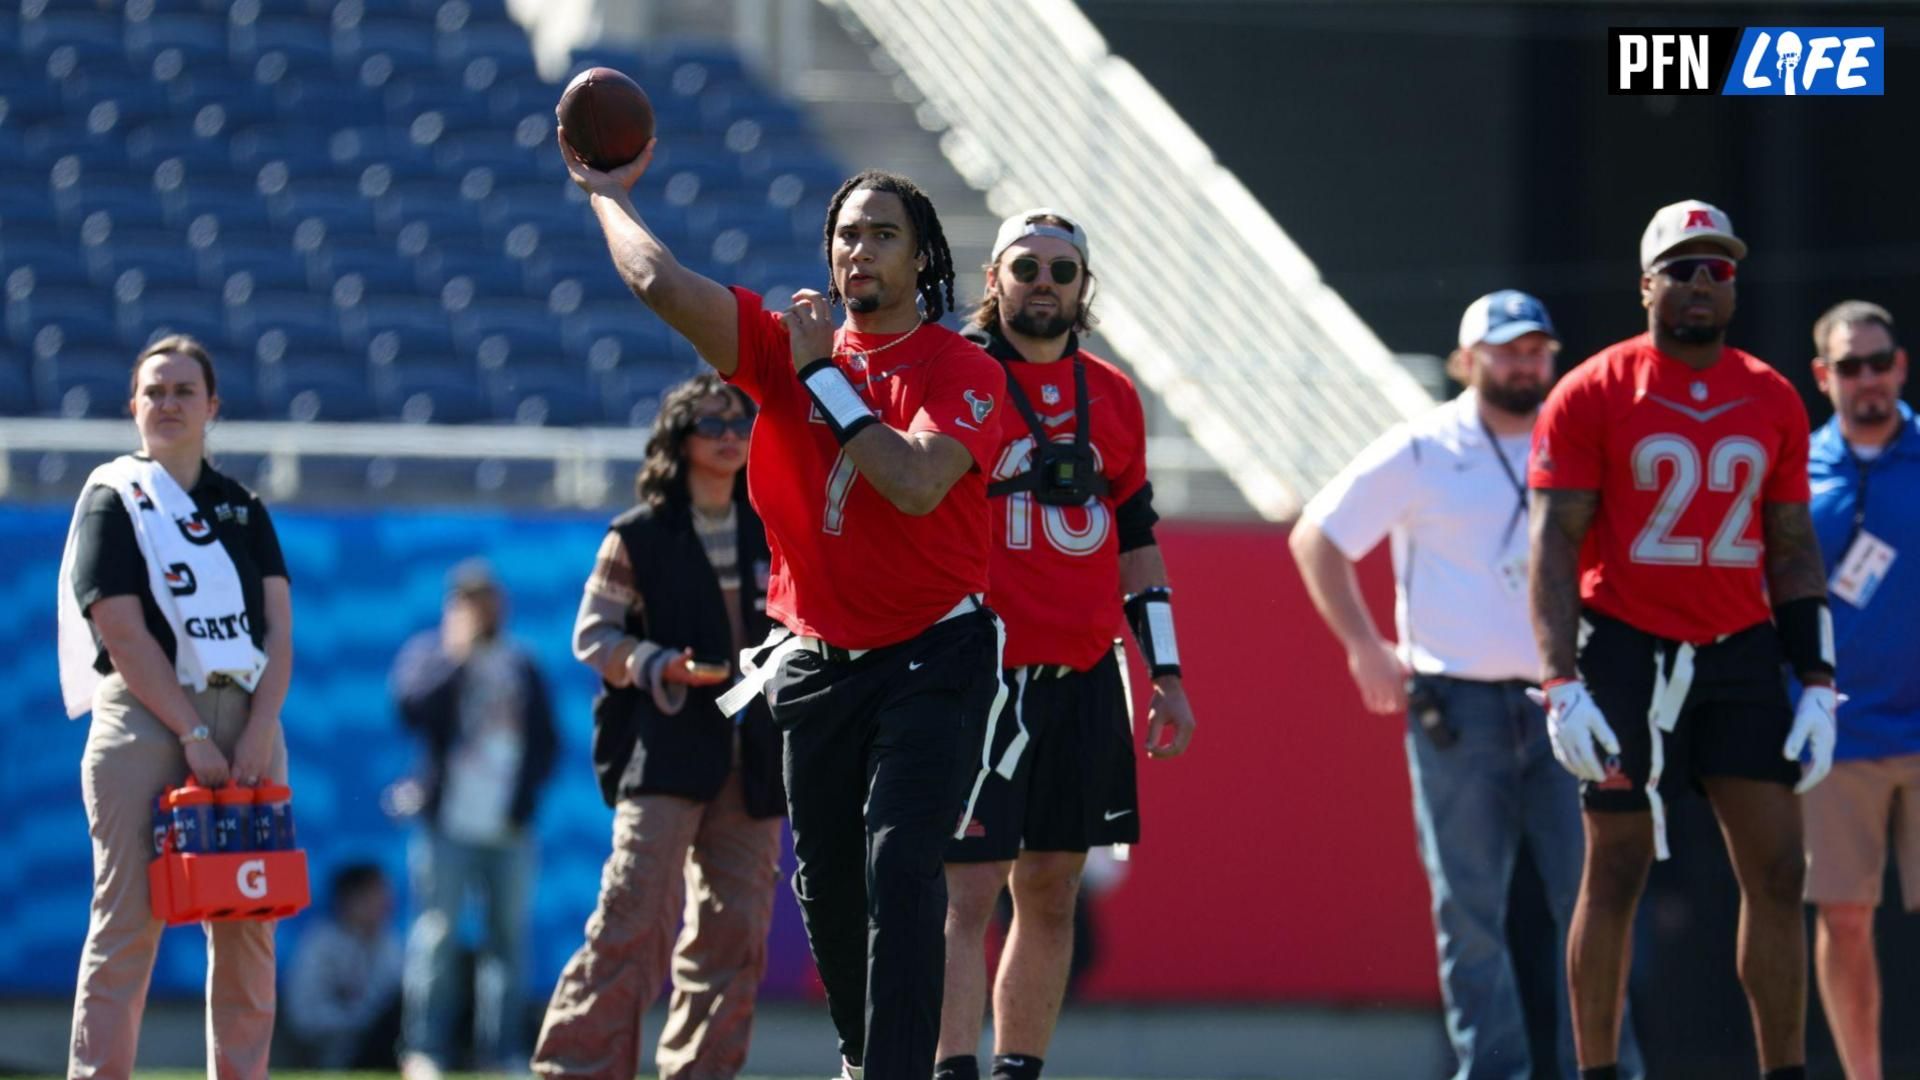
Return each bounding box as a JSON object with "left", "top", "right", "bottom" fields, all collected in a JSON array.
[
  {"left": 533, "top": 766, "right": 783, "bottom": 1080},
  {"left": 69, "top": 672, "right": 288, "bottom": 1080}
]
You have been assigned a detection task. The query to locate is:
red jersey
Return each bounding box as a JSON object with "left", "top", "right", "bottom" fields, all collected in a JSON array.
[
  {"left": 983, "top": 344, "right": 1150, "bottom": 669},
  {"left": 1527, "top": 333, "right": 1811, "bottom": 644},
  {"left": 726, "top": 288, "right": 1006, "bottom": 649}
]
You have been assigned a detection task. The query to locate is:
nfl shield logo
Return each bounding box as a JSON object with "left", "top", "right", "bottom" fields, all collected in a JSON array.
[{"left": 1041, "top": 384, "right": 1060, "bottom": 406}]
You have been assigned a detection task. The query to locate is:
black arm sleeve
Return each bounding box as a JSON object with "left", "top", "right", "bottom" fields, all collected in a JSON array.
[
  {"left": 71, "top": 486, "right": 148, "bottom": 614},
  {"left": 1115, "top": 481, "right": 1160, "bottom": 554}
]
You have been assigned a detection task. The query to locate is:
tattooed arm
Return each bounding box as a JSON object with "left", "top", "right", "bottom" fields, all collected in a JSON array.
[
  {"left": 1530, "top": 488, "right": 1599, "bottom": 683},
  {"left": 1762, "top": 501, "right": 1827, "bottom": 605}
]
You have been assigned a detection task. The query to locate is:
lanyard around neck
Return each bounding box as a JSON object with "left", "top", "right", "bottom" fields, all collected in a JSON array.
[{"left": 1478, "top": 411, "right": 1529, "bottom": 551}]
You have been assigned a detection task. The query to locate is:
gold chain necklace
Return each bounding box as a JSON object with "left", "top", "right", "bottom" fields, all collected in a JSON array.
[{"left": 836, "top": 321, "right": 924, "bottom": 367}]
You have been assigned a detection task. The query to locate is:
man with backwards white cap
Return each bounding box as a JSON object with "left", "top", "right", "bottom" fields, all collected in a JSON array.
[
  {"left": 936, "top": 209, "right": 1195, "bottom": 1080},
  {"left": 1529, "top": 200, "right": 1835, "bottom": 1080},
  {"left": 1294, "top": 291, "right": 1640, "bottom": 1079}
]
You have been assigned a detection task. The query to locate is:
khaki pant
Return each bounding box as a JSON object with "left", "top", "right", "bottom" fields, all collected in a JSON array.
[
  {"left": 533, "top": 767, "right": 783, "bottom": 1080},
  {"left": 1804, "top": 752, "right": 1920, "bottom": 908},
  {"left": 69, "top": 674, "right": 288, "bottom": 1080}
]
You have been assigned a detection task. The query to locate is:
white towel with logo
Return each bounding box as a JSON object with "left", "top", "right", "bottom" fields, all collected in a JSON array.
[{"left": 57, "top": 455, "right": 268, "bottom": 717}]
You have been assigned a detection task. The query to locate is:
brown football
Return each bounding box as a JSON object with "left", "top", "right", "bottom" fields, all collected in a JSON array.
[{"left": 556, "top": 66, "right": 655, "bottom": 171}]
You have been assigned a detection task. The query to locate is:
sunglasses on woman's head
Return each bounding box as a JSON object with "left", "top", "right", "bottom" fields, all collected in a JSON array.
[
  {"left": 1008, "top": 256, "right": 1081, "bottom": 286},
  {"left": 1651, "top": 255, "right": 1738, "bottom": 284},
  {"left": 1830, "top": 350, "right": 1898, "bottom": 378},
  {"left": 691, "top": 416, "right": 754, "bottom": 438}
]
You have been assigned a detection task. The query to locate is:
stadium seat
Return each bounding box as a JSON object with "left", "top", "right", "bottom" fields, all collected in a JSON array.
[
  {"left": 373, "top": 362, "right": 489, "bottom": 423},
  {"left": 124, "top": 13, "right": 229, "bottom": 65},
  {"left": 340, "top": 294, "right": 452, "bottom": 352},
  {"left": 6, "top": 285, "right": 113, "bottom": 347},
  {"left": 258, "top": 353, "right": 375, "bottom": 421},
  {"left": 487, "top": 365, "right": 598, "bottom": 426},
  {"left": 201, "top": 247, "right": 313, "bottom": 292},
  {"left": 31, "top": 348, "right": 129, "bottom": 419}
]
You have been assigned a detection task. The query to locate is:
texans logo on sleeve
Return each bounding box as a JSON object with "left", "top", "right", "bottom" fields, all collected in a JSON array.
[
  {"left": 175, "top": 512, "right": 219, "bottom": 546},
  {"left": 164, "top": 563, "right": 198, "bottom": 596},
  {"left": 963, "top": 389, "right": 995, "bottom": 425}
]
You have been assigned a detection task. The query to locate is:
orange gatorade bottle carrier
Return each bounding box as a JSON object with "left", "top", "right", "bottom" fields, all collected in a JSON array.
[{"left": 148, "top": 780, "right": 310, "bottom": 926}]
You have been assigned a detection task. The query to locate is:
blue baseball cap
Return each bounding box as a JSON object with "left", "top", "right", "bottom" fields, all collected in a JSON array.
[{"left": 1457, "top": 290, "right": 1558, "bottom": 350}]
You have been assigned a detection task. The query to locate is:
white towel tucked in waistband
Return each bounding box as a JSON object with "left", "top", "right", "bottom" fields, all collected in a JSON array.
[{"left": 57, "top": 455, "right": 268, "bottom": 718}]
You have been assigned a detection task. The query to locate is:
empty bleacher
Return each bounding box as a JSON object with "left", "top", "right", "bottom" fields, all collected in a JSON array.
[{"left": 1, "top": 0, "right": 842, "bottom": 442}]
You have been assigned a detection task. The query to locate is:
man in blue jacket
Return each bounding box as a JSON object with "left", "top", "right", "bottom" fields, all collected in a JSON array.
[
  {"left": 1803, "top": 300, "right": 1918, "bottom": 1080},
  {"left": 392, "top": 558, "right": 558, "bottom": 1079}
]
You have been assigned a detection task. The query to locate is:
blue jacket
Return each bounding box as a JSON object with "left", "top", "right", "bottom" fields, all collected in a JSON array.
[{"left": 1809, "top": 403, "right": 1920, "bottom": 760}]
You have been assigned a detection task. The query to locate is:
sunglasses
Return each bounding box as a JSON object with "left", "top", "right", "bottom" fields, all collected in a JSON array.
[
  {"left": 1651, "top": 255, "right": 1738, "bottom": 284},
  {"left": 1008, "top": 256, "right": 1081, "bottom": 286},
  {"left": 1829, "top": 350, "right": 1898, "bottom": 378},
  {"left": 691, "top": 416, "right": 754, "bottom": 439}
]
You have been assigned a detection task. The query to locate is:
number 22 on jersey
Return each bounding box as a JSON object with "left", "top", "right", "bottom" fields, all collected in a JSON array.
[{"left": 1630, "top": 433, "right": 1767, "bottom": 567}]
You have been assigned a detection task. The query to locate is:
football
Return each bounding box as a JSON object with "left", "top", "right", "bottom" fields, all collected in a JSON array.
[{"left": 556, "top": 66, "right": 655, "bottom": 171}]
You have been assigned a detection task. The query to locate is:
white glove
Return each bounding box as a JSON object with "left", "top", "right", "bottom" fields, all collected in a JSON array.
[
  {"left": 1785, "top": 684, "right": 1838, "bottom": 795},
  {"left": 1527, "top": 679, "right": 1621, "bottom": 783}
]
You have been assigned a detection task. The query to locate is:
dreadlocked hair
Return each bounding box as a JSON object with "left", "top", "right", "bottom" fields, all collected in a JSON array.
[{"left": 821, "top": 169, "right": 956, "bottom": 323}]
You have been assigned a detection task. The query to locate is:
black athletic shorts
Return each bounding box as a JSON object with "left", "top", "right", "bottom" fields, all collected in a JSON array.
[
  {"left": 946, "top": 644, "right": 1139, "bottom": 862},
  {"left": 1578, "top": 609, "right": 1798, "bottom": 812}
]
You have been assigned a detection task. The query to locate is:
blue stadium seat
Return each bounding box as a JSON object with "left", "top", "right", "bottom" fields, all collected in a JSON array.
[
  {"left": 269, "top": 186, "right": 379, "bottom": 236},
  {"left": 258, "top": 354, "right": 376, "bottom": 421},
  {"left": 117, "top": 288, "right": 231, "bottom": 348},
  {"left": 382, "top": 81, "right": 495, "bottom": 130},
  {"left": 340, "top": 294, "right": 452, "bottom": 352},
  {"left": 125, "top": 122, "right": 235, "bottom": 169},
  {"left": 25, "top": 129, "right": 131, "bottom": 170},
  {"left": 374, "top": 361, "right": 489, "bottom": 423},
  {"left": 31, "top": 348, "right": 129, "bottom": 418},
  {"left": 202, "top": 248, "right": 312, "bottom": 292},
  {"left": 2, "top": 82, "right": 70, "bottom": 130},
  {"left": 0, "top": 354, "right": 34, "bottom": 415},
  {"left": 488, "top": 365, "right": 598, "bottom": 426},
  {"left": 164, "top": 186, "right": 276, "bottom": 234},
  {"left": 270, "top": 80, "right": 388, "bottom": 129},
  {"left": 229, "top": 289, "right": 341, "bottom": 344},
  {"left": 6, "top": 286, "right": 113, "bottom": 347},
  {"left": 436, "top": 23, "right": 534, "bottom": 72},
  {"left": 124, "top": 13, "right": 229, "bottom": 64},
  {"left": 53, "top": 189, "right": 169, "bottom": 232},
  {"left": 314, "top": 244, "right": 422, "bottom": 293},
  {"left": 525, "top": 256, "right": 629, "bottom": 302},
  {"left": 421, "top": 253, "right": 519, "bottom": 296},
  {"left": 600, "top": 358, "right": 697, "bottom": 426},
  {"left": 336, "top": 18, "right": 437, "bottom": 70},
  {"left": 163, "top": 83, "right": 280, "bottom": 129},
  {"left": 1, "top": 242, "right": 89, "bottom": 289},
  {"left": 19, "top": 14, "right": 127, "bottom": 63},
  {"left": 230, "top": 16, "right": 336, "bottom": 69},
  {"left": 455, "top": 301, "right": 560, "bottom": 361},
  {"left": 92, "top": 243, "right": 200, "bottom": 290}
]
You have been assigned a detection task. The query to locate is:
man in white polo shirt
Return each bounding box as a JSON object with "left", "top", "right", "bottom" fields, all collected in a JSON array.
[{"left": 1290, "top": 291, "right": 1641, "bottom": 1080}]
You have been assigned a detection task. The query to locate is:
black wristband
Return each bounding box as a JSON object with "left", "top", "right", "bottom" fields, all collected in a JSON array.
[
  {"left": 798, "top": 358, "right": 878, "bottom": 445},
  {"left": 1124, "top": 586, "right": 1181, "bottom": 678},
  {"left": 1774, "top": 596, "right": 1836, "bottom": 679}
]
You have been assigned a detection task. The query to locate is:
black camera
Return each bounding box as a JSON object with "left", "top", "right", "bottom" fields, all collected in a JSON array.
[{"left": 1033, "top": 441, "right": 1102, "bottom": 507}]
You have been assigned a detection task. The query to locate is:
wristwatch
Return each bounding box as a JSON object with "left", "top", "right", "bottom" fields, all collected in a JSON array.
[{"left": 179, "top": 724, "right": 211, "bottom": 745}]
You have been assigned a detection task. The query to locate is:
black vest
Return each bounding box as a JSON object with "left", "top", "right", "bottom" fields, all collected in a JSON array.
[{"left": 590, "top": 497, "right": 784, "bottom": 817}]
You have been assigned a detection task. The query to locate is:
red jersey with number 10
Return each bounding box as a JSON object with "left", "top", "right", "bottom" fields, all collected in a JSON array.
[
  {"left": 726, "top": 287, "right": 1006, "bottom": 650},
  {"left": 1527, "top": 333, "right": 1811, "bottom": 644},
  {"left": 987, "top": 347, "right": 1150, "bottom": 670}
]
